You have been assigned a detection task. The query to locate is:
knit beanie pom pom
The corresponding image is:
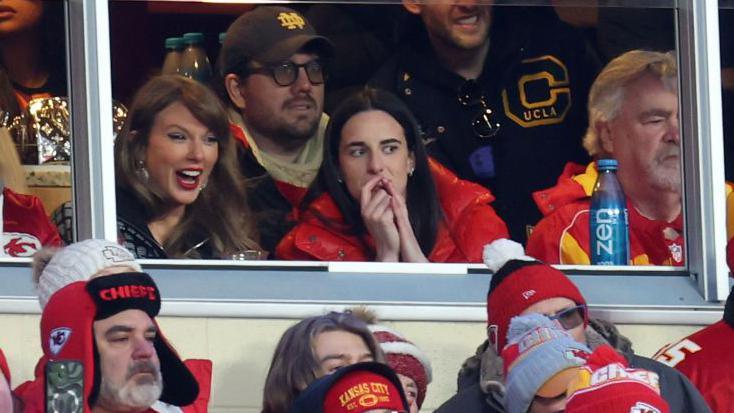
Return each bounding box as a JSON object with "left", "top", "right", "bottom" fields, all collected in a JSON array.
[{"left": 483, "top": 239, "right": 536, "bottom": 273}]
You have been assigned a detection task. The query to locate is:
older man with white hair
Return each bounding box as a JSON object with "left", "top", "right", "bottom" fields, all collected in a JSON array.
[{"left": 527, "top": 50, "right": 684, "bottom": 265}]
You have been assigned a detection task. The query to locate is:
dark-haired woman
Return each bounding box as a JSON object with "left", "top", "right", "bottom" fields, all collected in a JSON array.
[
  {"left": 115, "top": 75, "right": 261, "bottom": 258},
  {"left": 276, "top": 88, "right": 508, "bottom": 262}
]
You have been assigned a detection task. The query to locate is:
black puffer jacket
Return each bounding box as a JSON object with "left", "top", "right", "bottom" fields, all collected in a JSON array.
[{"left": 434, "top": 319, "right": 712, "bottom": 413}]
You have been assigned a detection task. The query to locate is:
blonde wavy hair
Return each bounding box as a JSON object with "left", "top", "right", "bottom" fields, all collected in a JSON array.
[{"left": 583, "top": 50, "right": 678, "bottom": 157}]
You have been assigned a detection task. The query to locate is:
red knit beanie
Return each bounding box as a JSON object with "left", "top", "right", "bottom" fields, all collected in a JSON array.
[
  {"left": 368, "top": 325, "right": 432, "bottom": 408},
  {"left": 566, "top": 346, "right": 670, "bottom": 413},
  {"left": 484, "top": 239, "right": 587, "bottom": 351}
]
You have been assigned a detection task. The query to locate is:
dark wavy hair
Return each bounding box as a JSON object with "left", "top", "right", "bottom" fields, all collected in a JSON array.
[
  {"left": 262, "top": 311, "right": 384, "bottom": 413},
  {"left": 115, "top": 75, "right": 260, "bottom": 258},
  {"left": 305, "top": 87, "right": 442, "bottom": 257}
]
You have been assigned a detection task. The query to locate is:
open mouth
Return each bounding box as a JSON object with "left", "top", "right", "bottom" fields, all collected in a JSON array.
[
  {"left": 456, "top": 15, "right": 479, "bottom": 25},
  {"left": 176, "top": 169, "right": 202, "bottom": 191}
]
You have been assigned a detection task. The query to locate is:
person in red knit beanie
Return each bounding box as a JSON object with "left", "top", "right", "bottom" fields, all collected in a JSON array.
[
  {"left": 567, "top": 345, "right": 670, "bottom": 413},
  {"left": 368, "top": 323, "right": 432, "bottom": 412},
  {"left": 435, "top": 238, "right": 711, "bottom": 413}
]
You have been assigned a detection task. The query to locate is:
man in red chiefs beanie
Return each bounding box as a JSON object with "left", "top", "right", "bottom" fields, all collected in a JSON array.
[
  {"left": 567, "top": 345, "right": 670, "bottom": 413},
  {"left": 13, "top": 239, "right": 210, "bottom": 413},
  {"left": 652, "top": 237, "right": 734, "bottom": 413},
  {"left": 435, "top": 239, "right": 711, "bottom": 413}
]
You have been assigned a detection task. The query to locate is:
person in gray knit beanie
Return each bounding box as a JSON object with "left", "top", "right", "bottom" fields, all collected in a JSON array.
[
  {"left": 31, "top": 238, "right": 141, "bottom": 308},
  {"left": 502, "top": 313, "right": 591, "bottom": 413}
]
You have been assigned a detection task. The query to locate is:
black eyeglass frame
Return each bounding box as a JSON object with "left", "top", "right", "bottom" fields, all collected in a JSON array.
[
  {"left": 458, "top": 80, "right": 501, "bottom": 138},
  {"left": 546, "top": 304, "right": 587, "bottom": 330},
  {"left": 247, "top": 59, "right": 327, "bottom": 87}
]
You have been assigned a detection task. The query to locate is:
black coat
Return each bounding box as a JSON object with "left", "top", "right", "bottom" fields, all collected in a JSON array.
[{"left": 370, "top": 7, "right": 599, "bottom": 243}]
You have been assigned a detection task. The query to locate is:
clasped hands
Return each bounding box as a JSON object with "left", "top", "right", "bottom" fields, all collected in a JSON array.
[{"left": 360, "top": 175, "right": 428, "bottom": 263}]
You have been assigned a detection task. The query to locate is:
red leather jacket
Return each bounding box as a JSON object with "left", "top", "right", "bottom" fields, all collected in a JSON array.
[{"left": 276, "top": 161, "right": 509, "bottom": 262}]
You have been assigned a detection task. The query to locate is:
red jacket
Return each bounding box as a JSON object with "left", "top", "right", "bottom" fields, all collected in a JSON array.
[
  {"left": 276, "top": 161, "right": 509, "bottom": 262},
  {"left": 2, "top": 187, "right": 63, "bottom": 256},
  {"left": 526, "top": 162, "right": 685, "bottom": 265},
  {"left": 654, "top": 319, "right": 734, "bottom": 413}
]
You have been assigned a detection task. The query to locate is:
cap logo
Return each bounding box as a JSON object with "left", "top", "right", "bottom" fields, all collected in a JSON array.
[
  {"left": 630, "top": 402, "right": 661, "bottom": 413},
  {"left": 591, "top": 363, "right": 660, "bottom": 389},
  {"left": 338, "top": 382, "right": 391, "bottom": 411},
  {"left": 277, "top": 12, "right": 306, "bottom": 30},
  {"left": 3, "top": 233, "right": 41, "bottom": 257},
  {"left": 102, "top": 246, "right": 131, "bottom": 263},
  {"left": 99, "top": 284, "right": 157, "bottom": 302},
  {"left": 522, "top": 289, "right": 536, "bottom": 299},
  {"left": 49, "top": 327, "right": 72, "bottom": 356}
]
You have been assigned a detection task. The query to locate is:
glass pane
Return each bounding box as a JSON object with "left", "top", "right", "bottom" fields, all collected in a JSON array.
[
  {"left": 108, "top": 1, "right": 685, "bottom": 268},
  {"left": 0, "top": 0, "right": 70, "bottom": 257},
  {"left": 720, "top": 1, "right": 734, "bottom": 259}
]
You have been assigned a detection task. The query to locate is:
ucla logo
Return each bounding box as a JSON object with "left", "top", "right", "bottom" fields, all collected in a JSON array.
[
  {"left": 277, "top": 12, "right": 306, "bottom": 30},
  {"left": 502, "top": 55, "right": 571, "bottom": 127}
]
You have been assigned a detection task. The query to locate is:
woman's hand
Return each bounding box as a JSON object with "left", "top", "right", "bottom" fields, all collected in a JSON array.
[
  {"left": 384, "top": 179, "right": 429, "bottom": 263},
  {"left": 361, "top": 176, "right": 400, "bottom": 261}
]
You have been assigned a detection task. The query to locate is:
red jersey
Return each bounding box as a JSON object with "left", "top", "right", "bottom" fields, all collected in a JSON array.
[{"left": 654, "top": 319, "right": 734, "bottom": 413}]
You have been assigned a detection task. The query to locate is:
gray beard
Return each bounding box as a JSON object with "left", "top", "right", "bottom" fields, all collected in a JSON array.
[{"left": 96, "top": 370, "right": 163, "bottom": 411}]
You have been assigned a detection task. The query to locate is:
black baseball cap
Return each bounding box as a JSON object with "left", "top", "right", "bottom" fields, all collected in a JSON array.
[{"left": 220, "top": 6, "right": 334, "bottom": 76}]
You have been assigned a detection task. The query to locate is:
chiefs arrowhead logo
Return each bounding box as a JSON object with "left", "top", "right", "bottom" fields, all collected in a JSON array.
[
  {"left": 3, "top": 233, "right": 41, "bottom": 257},
  {"left": 49, "top": 327, "right": 72, "bottom": 356},
  {"left": 630, "top": 401, "right": 661, "bottom": 413}
]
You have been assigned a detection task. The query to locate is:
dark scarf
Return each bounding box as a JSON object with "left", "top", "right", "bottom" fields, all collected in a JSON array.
[{"left": 724, "top": 286, "right": 734, "bottom": 327}]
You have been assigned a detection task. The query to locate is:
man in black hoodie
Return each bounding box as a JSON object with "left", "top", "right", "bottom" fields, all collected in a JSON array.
[
  {"left": 370, "top": 3, "right": 597, "bottom": 243},
  {"left": 434, "top": 239, "right": 712, "bottom": 413}
]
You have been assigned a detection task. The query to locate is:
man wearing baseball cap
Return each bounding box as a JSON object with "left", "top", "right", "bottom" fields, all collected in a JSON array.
[
  {"left": 288, "top": 362, "right": 409, "bottom": 413},
  {"left": 14, "top": 239, "right": 210, "bottom": 413},
  {"left": 435, "top": 239, "right": 711, "bottom": 413},
  {"left": 652, "top": 238, "right": 734, "bottom": 413},
  {"left": 219, "top": 6, "right": 335, "bottom": 254}
]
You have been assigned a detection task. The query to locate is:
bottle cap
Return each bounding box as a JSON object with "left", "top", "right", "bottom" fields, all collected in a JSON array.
[
  {"left": 164, "top": 37, "right": 184, "bottom": 50},
  {"left": 597, "top": 159, "right": 618, "bottom": 170},
  {"left": 182, "top": 32, "right": 205, "bottom": 45},
  {"left": 219, "top": 32, "right": 226, "bottom": 44}
]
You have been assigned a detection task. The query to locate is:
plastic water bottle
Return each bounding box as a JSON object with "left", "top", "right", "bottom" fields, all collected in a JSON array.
[
  {"left": 161, "top": 37, "right": 184, "bottom": 75},
  {"left": 589, "top": 159, "right": 630, "bottom": 265},
  {"left": 180, "top": 32, "right": 212, "bottom": 83}
]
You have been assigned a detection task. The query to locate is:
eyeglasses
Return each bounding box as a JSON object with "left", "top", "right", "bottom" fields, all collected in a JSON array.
[
  {"left": 248, "top": 60, "right": 326, "bottom": 87},
  {"left": 547, "top": 304, "right": 587, "bottom": 330},
  {"left": 458, "top": 80, "right": 501, "bottom": 138}
]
